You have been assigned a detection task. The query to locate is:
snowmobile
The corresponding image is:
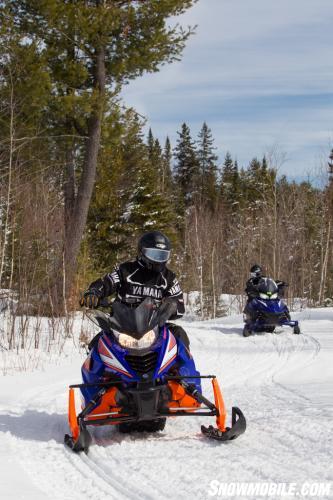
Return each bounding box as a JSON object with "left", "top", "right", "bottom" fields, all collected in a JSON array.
[
  {"left": 64, "top": 297, "right": 246, "bottom": 452},
  {"left": 243, "top": 277, "right": 300, "bottom": 337}
]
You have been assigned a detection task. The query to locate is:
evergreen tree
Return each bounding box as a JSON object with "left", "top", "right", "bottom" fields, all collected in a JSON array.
[
  {"left": 245, "top": 157, "right": 264, "bottom": 203},
  {"left": 162, "top": 136, "right": 174, "bottom": 194},
  {"left": 146, "top": 130, "right": 169, "bottom": 193},
  {"left": 245, "top": 156, "right": 276, "bottom": 203},
  {"left": 197, "top": 122, "right": 219, "bottom": 209},
  {"left": 147, "top": 129, "right": 155, "bottom": 161},
  {"left": 88, "top": 112, "right": 178, "bottom": 272},
  {"left": 87, "top": 109, "right": 144, "bottom": 270},
  {"left": 3, "top": 0, "right": 197, "bottom": 303},
  {"left": 220, "top": 152, "right": 241, "bottom": 210},
  {"left": 328, "top": 149, "right": 333, "bottom": 183},
  {"left": 173, "top": 123, "right": 200, "bottom": 209},
  {"left": 126, "top": 135, "right": 178, "bottom": 248}
]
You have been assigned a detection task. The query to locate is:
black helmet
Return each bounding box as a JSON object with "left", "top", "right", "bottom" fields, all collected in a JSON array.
[
  {"left": 250, "top": 264, "right": 263, "bottom": 279},
  {"left": 138, "top": 231, "right": 171, "bottom": 272}
]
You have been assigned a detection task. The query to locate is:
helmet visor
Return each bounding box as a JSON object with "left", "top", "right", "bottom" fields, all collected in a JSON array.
[{"left": 142, "top": 247, "right": 171, "bottom": 263}]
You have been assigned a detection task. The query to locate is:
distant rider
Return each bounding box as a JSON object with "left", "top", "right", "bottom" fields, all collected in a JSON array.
[
  {"left": 81, "top": 231, "right": 190, "bottom": 351},
  {"left": 244, "top": 264, "right": 289, "bottom": 320},
  {"left": 245, "top": 264, "right": 287, "bottom": 300}
]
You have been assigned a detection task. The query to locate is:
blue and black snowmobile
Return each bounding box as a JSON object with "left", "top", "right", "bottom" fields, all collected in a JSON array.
[
  {"left": 64, "top": 298, "right": 246, "bottom": 452},
  {"left": 243, "top": 277, "right": 301, "bottom": 337}
]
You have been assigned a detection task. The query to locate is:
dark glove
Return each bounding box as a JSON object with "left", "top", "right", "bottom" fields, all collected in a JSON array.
[
  {"left": 80, "top": 289, "right": 101, "bottom": 309},
  {"left": 158, "top": 298, "right": 178, "bottom": 326}
]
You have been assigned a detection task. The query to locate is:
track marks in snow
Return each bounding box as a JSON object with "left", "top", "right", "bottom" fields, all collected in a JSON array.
[{"left": 1, "top": 310, "right": 332, "bottom": 499}]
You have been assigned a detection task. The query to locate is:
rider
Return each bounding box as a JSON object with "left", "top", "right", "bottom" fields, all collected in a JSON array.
[
  {"left": 245, "top": 264, "right": 287, "bottom": 299},
  {"left": 245, "top": 264, "right": 265, "bottom": 299},
  {"left": 244, "top": 264, "right": 289, "bottom": 320},
  {"left": 81, "top": 231, "right": 190, "bottom": 351}
]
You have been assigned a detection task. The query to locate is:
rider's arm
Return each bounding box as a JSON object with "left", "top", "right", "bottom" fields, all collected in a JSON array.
[
  {"left": 86, "top": 267, "right": 121, "bottom": 298},
  {"left": 164, "top": 275, "right": 185, "bottom": 319},
  {"left": 245, "top": 279, "right": 258, "bottom": 297}
]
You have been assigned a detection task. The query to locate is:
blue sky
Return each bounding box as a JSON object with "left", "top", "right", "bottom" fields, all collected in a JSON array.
[{"left": 121, "top": 0, "right": 333, "bottom": 182}]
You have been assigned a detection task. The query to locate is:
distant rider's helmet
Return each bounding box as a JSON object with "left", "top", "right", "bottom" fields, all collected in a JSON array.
[
  {"left": 250, "top": 264, "right": 263, "bottom": 279},
  {"left": 138, "top": 231, "right": 171, "bottom": 272}
]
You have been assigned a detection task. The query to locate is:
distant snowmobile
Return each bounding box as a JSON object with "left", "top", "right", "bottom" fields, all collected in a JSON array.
[
  {"left": 243, "top": 277, "right": 301, "bottom": 337},
  {"left": 64, "top": 298, "right": 246, "bottom": 452}
]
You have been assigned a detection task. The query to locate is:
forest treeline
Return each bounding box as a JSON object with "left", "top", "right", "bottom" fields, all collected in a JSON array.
[
  {"left": 87, "top": 118, "right": 333, "bottom": 316},
  {"left": 0, "top": 0, "right": 332, "bottom": 319}
]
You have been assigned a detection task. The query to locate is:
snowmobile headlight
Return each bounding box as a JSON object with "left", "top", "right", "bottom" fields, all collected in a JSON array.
[
  {"left": 270, "top": 293, "right": 278, "bottom": 299},
  {"left": 259, "top": 293, "right": 269, "bottom": 299},
  {"left": 117, "top": 330, "right": 157, "bottom": 349}
]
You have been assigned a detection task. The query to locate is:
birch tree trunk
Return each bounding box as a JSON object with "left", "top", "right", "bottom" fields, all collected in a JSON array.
[
  {"left": 211, "top": 243, "right": 216, "bottom": 318},
  {"left": 0, "top": 72, "right": 14, "bottom": 288}
]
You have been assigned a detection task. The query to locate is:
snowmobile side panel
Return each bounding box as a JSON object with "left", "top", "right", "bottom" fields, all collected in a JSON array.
[
  {"left": 167, "top": 381, "right": 201, "bottom": 410},
  {"left": 84, "top": 387, "right": 122, "bottom": 421}
]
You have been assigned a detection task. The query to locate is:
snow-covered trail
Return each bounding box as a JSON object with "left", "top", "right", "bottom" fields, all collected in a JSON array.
[{"left": 0, "top": 308, "right": 332, "bottom": 500}]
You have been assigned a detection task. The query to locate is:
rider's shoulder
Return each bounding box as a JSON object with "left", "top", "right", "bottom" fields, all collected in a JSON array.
[
  {"left": 163, "top": 266, "right": 177, "bottom": 282},
  {"left": 117, "top": 260, "right": 142, "bottom": 274}
]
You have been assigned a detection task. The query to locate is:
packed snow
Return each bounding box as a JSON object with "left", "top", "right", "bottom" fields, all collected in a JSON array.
[{"left": 0, "top": 308, "right": 332, "bottom": 499}]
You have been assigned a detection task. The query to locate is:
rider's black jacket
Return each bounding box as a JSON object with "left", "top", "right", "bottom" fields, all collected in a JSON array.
[{"left": 87, "top": 259, "right": 185, "bottom": 320}]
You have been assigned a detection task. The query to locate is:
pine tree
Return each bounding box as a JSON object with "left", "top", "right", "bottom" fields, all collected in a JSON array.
[
  {"left": 328, "top": 149, "right": 333, "bottom": 183},
  {"left": 147, "top": 129, "right": 155, "bottom": 161},
  {"left": 88, "top": 112, "right": 178, "bottom": 271},
  {"left": 162, "top": 136, "right": 174, "bottom": 194},
  {"left": 197, "top": 122, "right": 219, "bottom": 209},
  {"left": 220, "top": 152, "right": 241, "bottom": 211},
  {"left": 245, "top": 157, "right": 263, "bottom": 203},
  {"left": 173, "top": 123, "right": 200, "bottom": 209},
  {"left": 126, "top": 142, "right": 178, "bottom": 248},
  {"left": 147, "top": 129, "right": 172, "bottom": 194},
  {"left": 4, "top": 0, "right": 197, "bottom": 304}
]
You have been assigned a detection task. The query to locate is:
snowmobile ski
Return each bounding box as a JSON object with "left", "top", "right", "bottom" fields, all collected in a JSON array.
[{"left": 201, "top": 406, "right": 246, "bottom": 441}]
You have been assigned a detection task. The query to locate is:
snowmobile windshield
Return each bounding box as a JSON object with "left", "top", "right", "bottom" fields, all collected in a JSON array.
[
  {"left": 142, "top": 247, "right": 170, "bottom": 263},
  {"left": 258, "top": 278, "right": 279, "bottom": 299},
  {"left": 109, "top": 297, "right": 161, "bottom": 339}
]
